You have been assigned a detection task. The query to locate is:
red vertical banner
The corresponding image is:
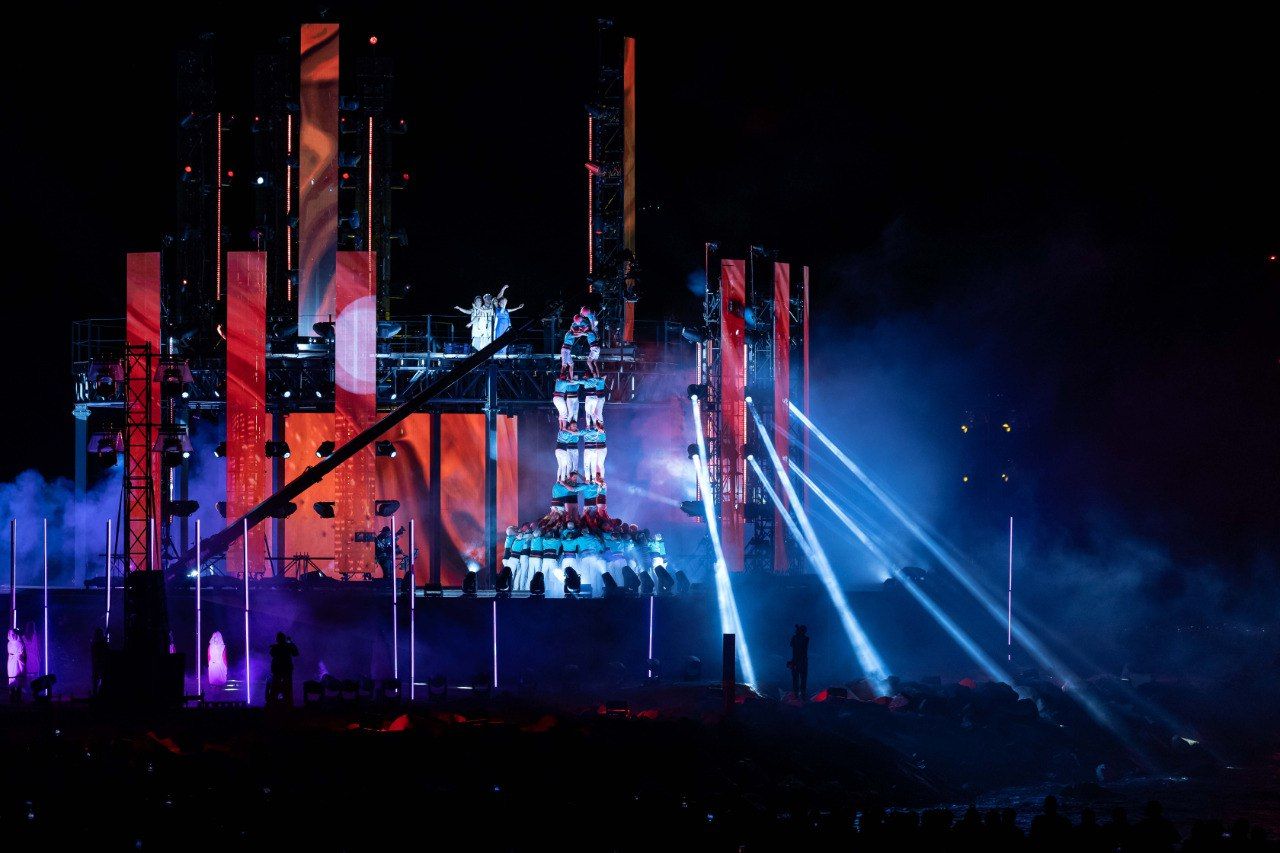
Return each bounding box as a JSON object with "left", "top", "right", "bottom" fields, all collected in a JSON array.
[
  {"left": 333, "top": 251, "right": 377, "bottom": 576},
  {"left": 377, "top": 415, "right": 431, "bottom": 582},
  {"left": 226, "top": 252, "right": 269, "bottom": 578},
  {"left": 125, "top": 252, "right": 161, "bottom": 568},
  {"left": 622, "top": 36, "right": 637, "bottom": 343},
  {"left": 720, "top": 259, "right": 747, "bottom": 573},
  {"left": 802, "top": 266, "right": 811, "bottom": 515},
  {"left": 773, "top": 262, "right": 791, "bottom": 573},
  {"left": 298, "top": 22, "right": 339, "bottom": 335},
  {"left": 497, "top": 415, "right": 520, "bottom": 542}
]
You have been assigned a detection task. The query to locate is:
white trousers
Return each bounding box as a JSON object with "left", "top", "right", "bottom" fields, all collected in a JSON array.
[{"left": 555, "top": 448, "right": 572, "bottom": 480}]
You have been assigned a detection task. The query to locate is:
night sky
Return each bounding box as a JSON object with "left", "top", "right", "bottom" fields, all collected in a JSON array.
[{"left": 1, "top": 7, "right": 1275, "bottom": 588}]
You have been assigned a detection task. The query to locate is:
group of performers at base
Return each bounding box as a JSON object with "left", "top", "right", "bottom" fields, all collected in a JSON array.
[{"left": 503, "top": 514, "right": 667, "bottom": 598}]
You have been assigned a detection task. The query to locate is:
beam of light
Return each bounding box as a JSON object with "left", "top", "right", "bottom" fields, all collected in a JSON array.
[
  {"left": 391, "top": 514, "right": 398, "bottom": 680},
  {"left": 196, "top": 519, "right": 202, "bottom": 698},
  {"left": 492, "top": 600, "right": 498, "bottom": 689},
  {"left": 622, "top": 483, "right": 682, "bottom": 509},
  {"left": 647, "top": 597, "right": 655, "bottom": 677},
  {"left": 746, "top": 402, "right": 888, "bottom": 688},
  {"left": 691, "top": 395, "right": 758, "bottom": 690},
  {"left": 409, "top": 519, "right": 416, "bottom": 701},
  {"left": 787, "top": 402, "right": 1138, "bottom": 748},
  {"left": 790, "top": 460, "right": 1015, "bottom": 685},
  {"left": 243, "top": 518, "right": 251, "bottom": 706}
]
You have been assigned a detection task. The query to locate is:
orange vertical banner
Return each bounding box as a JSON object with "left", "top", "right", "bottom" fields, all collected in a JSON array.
[
  {"left": 773, "top": 262, "right": 791, "bottom": 573},
  {"left": 226, "top": 252, "right": 269, "bottom": 578},
  {"left": 333, "top": 251, "right": 377, "bottom": 576},
  {"left": 298, "top": 22, "right": 339, "bottom": 335},
  {"left": 720, "top": 259, "right": 747, "bottom": 572}
]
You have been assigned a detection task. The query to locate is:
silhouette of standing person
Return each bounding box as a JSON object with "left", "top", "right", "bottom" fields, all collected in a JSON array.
[
  {"left": 789, "top": 624, "right": 809, "bottom": 700},
  {"left": 90, "top": 627, "right": 108, "bottom": 697},
  {"left": 268, "top": 632, "right": 299, "bottom": 707}
]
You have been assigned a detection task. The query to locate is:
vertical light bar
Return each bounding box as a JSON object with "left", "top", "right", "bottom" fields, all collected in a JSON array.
[
  {"left": 621, "top": 35, "right": 637, "bottom": 341},
  {"left": 9, "top": 518, "right": 16, "bottom": 629},
  {"left": 42, "top": 518, "right": 48, "bottom": 675},
  {"left": 216, "top": 112, "right": 222, "bottom": 302},
  {"left": 104, "top": 519, "right": 111, "bottom": 639},
  {"left": 802, "top": 266, "right": 810, "bottom": 516},
  {"left": 243, "top": 518, "right": 250, "bottom": 704},
  {"left": 195, "top": 518, "right": 202, "bottom": 697},
  {"left": 718, "top": 260, "right": 747, "bottom": 571},
  {"left": 391, "top": 513, "right": 398, "bottom": 679},
  {"left": 408, "top": 518, "right": 416, "bottom": 700},
  {"left": 1008, "top": 516, "right": 1014, "bottom": 662},
  {"left": 492, "top": 600, "right": 498, "bottom": 689},
  {"left": 298, "top": 23, "right": 340, "bottom": 333},
  {"left": 647, "top": 597, "right": 654, "bottom": 676},
  {"left": 286, "top": 113, "right": 293, "bottom": 299}
]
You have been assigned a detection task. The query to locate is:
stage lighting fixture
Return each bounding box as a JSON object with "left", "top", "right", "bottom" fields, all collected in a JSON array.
[
  {"left": 564, "top": 567, "right": 582, "bottom": 597},
  {"left": 265, "top": 441, "right": 291, "bottom": 459},
  {"left": 311, "top": 321, "right": 335, "bottom": 341},
  {"left": 315, "top": 440, "right": 335, "bottom": 458},
  {"left": 683, "top": 656, "right": 702, "bottom": 681},
  {"left": 673, "top": 571, "right": 691, "bottom": 595},
  {"left": 622, "top": 566, "right": 642, "bottom": 595},
  {"left": 215, "top": 501, "right": 227, "bottom": 518},
  {"left": 529, "top": 571, "right": 545, "bottom": 598},
  {"left": 1002, "top": 422, "right": 1012, "bottom": 432},
  {"left": 30, "top": 673, "right": 56, "bottom": 702},
  {"left": 495, "top": 566, "right": 512, "bottom": 598},
  {"left": 655, "top": 565, "right": 674, "bottom": 594},
  {"left": 679, "top": 500, "right": 705, "bottom": 519},
  {"left": 961, "top": 424, "right": 969, "bottom": 433},
  {"left": 268, "top": 502, "right": 298, "bottom": 519},
  {"left": 601, "top": 572, "right": 622, "bottom": 598},
  {"left": 1001, "top": 472, "right": 1009, "bottom": 482},
  {"left": 462, "top": 569, "right": 478, "bottom": 597},
  {"left": 638, "top": 570, "right": 655, "bottom": 596},
  {"left": 375, "top": 440, "right": 397, "bottom": 458},
  {"left": 313, "top": 501, "right": 335, "bottom": 518},
  {"left": 687, "top": 443, "right": 699, "bottom": 459},
  {"left": 377, "top": 321, "right": 403, "bottom": 339},
  {"left": 213, "top": 441, "right": 226, "bottom": 458},
  {"left": 374, "top": 500, "right": 400, "bottom": 517},
  {"left": 162, "top": 436, "right": 188, "bottom": 466},
  {"left": 687, "top": 384, "right": 708, "bottom": 399},
  {"left": 680, "top": 327, "right": 703, "bottom": 344},
  {"left": 169, "top": 499, "right": 199, "bottom": 517},
  {"left": 962, "top": 475, "right": 970, "bottom": 483}
]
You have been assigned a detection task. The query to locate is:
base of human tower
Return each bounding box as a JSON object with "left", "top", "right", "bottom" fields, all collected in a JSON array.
[{"left": 501, "top": 313, "right": 672, "bottom": 599}]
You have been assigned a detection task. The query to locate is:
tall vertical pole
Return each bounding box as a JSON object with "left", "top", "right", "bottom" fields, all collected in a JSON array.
[
  {"left": 391, "top": 513, "right": 398, "bottom": 679},
  {"left": 104, "top": 519, "right": 112, "bottom": 640},
  {"left": 243, "top": 518, "right": 251, "bottom": 704},
  {"left": 429, "top": 412, "right": 442, "bottom": 586},
  {"left": 195, "top": 519, "right": 202, "bottom": 698},
  {"left": 722, "top": 633, "right": 736, "bottom": 716},
  {"left": 42, "top": 519, "right": 48, "bottom": 675},
  {"left": 408, "top": 519, "right": 416, "bottom": 700},
  {"left": 1007, "top": 516, "right": 1013, "bottom": 663},
  {"left": 484, "top": 365, "right": 498, "bottom": 586},
  {"left": 492, "top": 600, "right": 498, "bottom": 690},
  {"left": 9, "top": 518, "right": 16, "bottom": 630},
  {"left": 271, "top": 412, "right": 287, "bottom": 575},
  {"left": 73, "top": 404, "right": 90, "bottom": 586},
  {"left": 647, "top": 597, "right": 655, "bottom": 678}
]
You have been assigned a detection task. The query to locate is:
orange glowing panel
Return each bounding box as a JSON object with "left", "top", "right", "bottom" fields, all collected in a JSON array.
[
  {"left": 125, "top": 252, "right": 161, "bottom": 567},
  {"left": 298, "top": 22, "right": 339, "bottom": 334},
  {"left": 719, "top": 259, "right": 747, "bottom": 572},
  {"left": 225, "top": 252, "right": 270, "bottom": 578},
  {"left": 284, "top": 413, "right": 336, "bottom": 575},
  {"left": 773, "top": 262, "right": 791, "bottom": 573},
  {"left": 333, "top": 251, "right": 377, "bottom": 576}
]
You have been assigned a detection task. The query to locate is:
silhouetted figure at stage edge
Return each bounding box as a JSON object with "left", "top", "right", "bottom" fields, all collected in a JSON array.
[
  {"left": 1029, "top": 795, "right": 1073, "bottom": 852},
  {"left": 90, "top": 627, "right": 108, "bottom": 697},
  {"left": 267, "top": 632, "right": 298, "bottom": 707},
  {"left": 789, "top": 624, "right": 809, "bottom": 699}
]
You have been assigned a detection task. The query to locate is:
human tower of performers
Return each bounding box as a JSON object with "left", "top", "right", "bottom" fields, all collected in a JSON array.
[{"left": 501, "top": 307, "right": 669, "bottom": 597}]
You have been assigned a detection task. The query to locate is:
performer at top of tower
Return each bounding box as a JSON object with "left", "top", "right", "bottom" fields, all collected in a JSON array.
[
  {"left": 493, "top": 285, "right": 524, "bottom": 356},
  {"left": 579, "top": 304, "right": 598, "bottom": 333}
]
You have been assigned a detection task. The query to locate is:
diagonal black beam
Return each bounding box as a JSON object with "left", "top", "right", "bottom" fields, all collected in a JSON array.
[{"left": 176, "top": 303, "right": 560, "bottom": 572}]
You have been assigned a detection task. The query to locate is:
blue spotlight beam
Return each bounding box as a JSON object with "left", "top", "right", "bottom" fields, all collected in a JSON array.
[
  {"left": 789, "top": 460, "right": 1015, "bottom": 684},
  {"left": 746, "top": 400, "right": 888, "bottom": 686},
  {"left": 691, "top": 396, "right": 758, "bottom": 690},
  {"left": 787, "top": 402, "right": 1142, "bottom": 751}
]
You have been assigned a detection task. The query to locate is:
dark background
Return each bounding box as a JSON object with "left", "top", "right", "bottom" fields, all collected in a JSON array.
[{"left": 0, "top": 6, "right": 1275, "bottom": 654}]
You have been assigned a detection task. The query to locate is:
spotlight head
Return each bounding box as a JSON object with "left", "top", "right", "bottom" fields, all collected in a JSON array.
[
  {"left": 638, "top": 570, "right": 655, "bottom": 596},
  {"left": 564, "top": 567, "right": 582, "bottom": 597},
  {"left": 673, "top": 570, "right": 691, "bottom": 595},
  {"left": 529, "top": 571, "right": 546, "bottom": 598},
  {"left": 268, "top": 502, "right": 298, "bottom": 519},
  {"left": 601, "top": 572, "right": 622, "bottom": 598},
  {"left": 168, "top": 499, "right": 199, "bottom": 517},
  {"left": 495, "top": 566, "right": 512, "bottom": 597},
  {"left": 374, "top": 500, "right": 400, "bottom": 517},
  {"left": 687, "top": 443, "right": 699, "bottom": 459},
  {"left": 215, "top": 501, "right": 227, "bottom": 518},
  {"left": 679, "top": 500, "right": 705, "bottom": 519},
  {"left": 462, "top": 571, "right": 478, "bottom": 597},
  {"left": 622, "top": 566, "right": 641, "bottom": 595},
  {"left": 312, "top": 501, "right": 335, "bottom": 519},
  {"left": 213, "top": 441, "right": 227, "bottom": 458},
  {"left": 375, "top": 440, "right": 397, "bottom": 458},
  {"left": 265, "top": 441, "right": 291, "bottom": 459},
  {"left": 315, "top": 440, "right": 335, "bottom": 458},
  {"left": 162, "top": 435, "right": 186, "bottom": 466},
  {"left": 687, "top": 383, "right": 708, "bottom": 399},
  {"left": 655, "top": 565, "right": 674, "bottom": 594},
  {"left": 680, "top": 327, "right": 703, "bottom": 344},
  {"left": 745, "top": 396, "right": 752, "bottom": 404}
]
